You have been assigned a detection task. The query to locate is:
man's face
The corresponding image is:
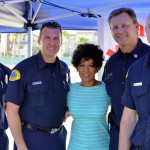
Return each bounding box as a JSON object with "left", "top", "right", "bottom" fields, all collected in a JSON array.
[
  {"left": 145, "top": 15, "right": 150, "bottom": 44},
  {"left": 110, "top": 12, "right": 139, "bottom": 48},
  {"left": 38, "top": 27, "right": 62, "bottom": 63}
]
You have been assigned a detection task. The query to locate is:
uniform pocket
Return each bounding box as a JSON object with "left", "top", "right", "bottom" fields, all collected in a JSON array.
[
  {"left": 27, "top": 84, "right": 48, "bottom": 94},
  {"left": 26, "top": 84, "right": 48, "bottom": 106},
  {"left": 103, "top": 76, "right": 114, "bottom": 97},
  {"left": 131, "top": 85, "right": 148, "bottom": 116}
]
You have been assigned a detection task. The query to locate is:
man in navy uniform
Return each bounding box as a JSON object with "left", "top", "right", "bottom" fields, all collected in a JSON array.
[
  {"left": 0, "top": 63, "right": 10, "bottom": 150},
  {"left": 5, "top": 21, "right": 70, "bottom": 150},
  {"left": 102, "top": 8, "right": 150, "bottom": 150},
  {"left": 119, "top": 14, "right": 150, "bottom": 150}
]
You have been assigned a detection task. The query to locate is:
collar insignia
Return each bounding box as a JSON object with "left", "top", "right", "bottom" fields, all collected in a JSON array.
[{"left": 107, "top": 73, "right": 112, "bottom": 77}]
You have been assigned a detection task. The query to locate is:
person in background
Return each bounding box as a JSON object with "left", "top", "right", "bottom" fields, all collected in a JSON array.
[
  {"left": 0, "top": 63, "right": 10, "bottom": 150},
  {"left": 5, "top": 20, "right": 70, "bottom": 150},
  {"left": 119, "top": 13, "right": 150, "bottom": 150},
  {"left": 67, "top": 43, "right": 110, "bottom": 150},
  {"left": 102, "top": 7, "right": 150, "bottom": 150},
  {"left": 145, "top": 14, "right": 150, "bottom": 44}
]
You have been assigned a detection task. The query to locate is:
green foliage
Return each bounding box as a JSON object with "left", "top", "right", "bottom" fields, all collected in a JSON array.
[
  {"left": 62, "top": 30, "right": 69, "bottom": 39},
  {"left": 8, "top": 33, "right": 24, "bottom": 42},
  {"left": 4, "top": 51, "right": 12, "bottom": 57},
  {"left": 77, "top": 37, "right": 89, "bottom": 45}
]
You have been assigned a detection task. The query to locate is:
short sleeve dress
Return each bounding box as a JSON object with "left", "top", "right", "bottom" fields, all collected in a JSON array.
[{"left": 67, "top": 82, "right": 110, "bottom": 150}]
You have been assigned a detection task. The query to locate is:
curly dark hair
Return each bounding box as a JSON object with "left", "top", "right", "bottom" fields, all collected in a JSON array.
[{"left": 71, "top": 43, "right": 104, "bottom": 69}]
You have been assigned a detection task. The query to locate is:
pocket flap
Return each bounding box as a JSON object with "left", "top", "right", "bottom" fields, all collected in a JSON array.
[
  {"left": 27, "top": 84, "right": 48, "bottom": 94},
  {"left": 104, "top": 75, "right": 114, "bottom": 84},
  {"left": 132, "top": 85, "right": 148, "bottom": 97}
]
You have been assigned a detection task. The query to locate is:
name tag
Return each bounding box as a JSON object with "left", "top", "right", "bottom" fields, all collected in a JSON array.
[
  {"left": 32, "top": 81, "right": 42, "bottom": 85},
  {"left": 133, "top": 82, "right": 142, "bottom": 86}
]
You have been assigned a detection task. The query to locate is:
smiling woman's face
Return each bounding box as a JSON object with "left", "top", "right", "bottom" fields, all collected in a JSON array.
[{"left": 77, "top": 58, "right": 99, "bottom": 87}]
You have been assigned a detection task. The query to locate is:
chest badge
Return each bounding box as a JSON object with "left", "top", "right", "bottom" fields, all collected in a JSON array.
[
  {"left": 66, "top": 73, "right": 69, "bottom": 83},
  {"left": 5, "top": 74, "right": 8, "bottom": 84},
  {"left": 125, "top": 71, "right": 128, "bottom": 79}
]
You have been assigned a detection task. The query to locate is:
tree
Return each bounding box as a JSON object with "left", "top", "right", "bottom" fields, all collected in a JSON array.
[
  {"left": 77, "top": 37, "right": 89, "bottom": 45},
  {"left": 8, "top": 33, "right": 24, "bottom": 56},
  {"left": 62, "top": 30, "right": 69, "bottom": 39}
]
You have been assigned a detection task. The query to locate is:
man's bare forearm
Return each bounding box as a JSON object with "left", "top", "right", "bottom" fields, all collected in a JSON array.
[
  {"left": 119, "top": 107, "right": 137, "bottom": 150},
  {"left": 6, "top": 102, "right": 28, "bottom": 150}
]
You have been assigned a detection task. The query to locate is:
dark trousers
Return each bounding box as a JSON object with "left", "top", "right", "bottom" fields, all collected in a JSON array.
[
  {"left": 0, "top": 131, "right": 9, "bottom": 150},
  {"left": 109, "top": 124, "right": 135, "bottom": 150},
  {"left": 14, "top": 126, "right": 67, "bottom": 150}
]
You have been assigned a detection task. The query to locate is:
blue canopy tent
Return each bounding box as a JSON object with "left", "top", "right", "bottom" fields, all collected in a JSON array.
[{"left": 0, "top": 0, "right": 150, "bottom": 57}]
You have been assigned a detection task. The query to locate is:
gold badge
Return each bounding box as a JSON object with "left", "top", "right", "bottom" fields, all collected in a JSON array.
[
  {"left": 66, "top": 73, "right": 69, "bottom": 82},
  {"left": 5, "top": 74, "right": 8, "bottom": 84},
  {"left": 126, "top": 71, "right": 128, "bottom": 79},
  {"left": 9, "top": 70, "right": 21, "bottom": 81}
]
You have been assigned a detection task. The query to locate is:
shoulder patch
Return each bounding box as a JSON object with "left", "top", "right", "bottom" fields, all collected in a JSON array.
[{"left": 9, "top": 70, "right": 21, "bottom": 81}]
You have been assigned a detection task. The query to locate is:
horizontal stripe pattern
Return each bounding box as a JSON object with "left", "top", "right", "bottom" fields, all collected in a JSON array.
[{"left": 67, "top": 82, "right": 111, "bottom": 150}]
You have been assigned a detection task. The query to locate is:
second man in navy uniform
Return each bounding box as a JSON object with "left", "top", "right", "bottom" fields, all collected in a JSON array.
[
  {"left": 5, "top": 21, "right": 70, "bottom": 150},
  {"left": 0, "top": 63, "right": 10, "bottom": 150},
  {"left": 102, "top": 8, "right": 150, "bottom": 150},
  {"left": 119, "top": 13, "right": 150, "bottom": 150}
]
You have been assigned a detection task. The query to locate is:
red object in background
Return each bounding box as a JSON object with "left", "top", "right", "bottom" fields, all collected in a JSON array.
[{"left": 106, "top": 45, "right": 119, "bottom": 57}]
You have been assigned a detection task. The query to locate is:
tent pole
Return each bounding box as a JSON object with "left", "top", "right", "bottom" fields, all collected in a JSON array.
[
  {"left": 27, "top": 27, "right": 32, "bottom": 57},
  {"left": 27, "top": 1, "right": 33, "bottom": 57},
  {"left": 98, "top": 17, "right": 104, "bottom": 50},
  {"left": 98, "top": 16, "right": 104, "bottom": 80}
]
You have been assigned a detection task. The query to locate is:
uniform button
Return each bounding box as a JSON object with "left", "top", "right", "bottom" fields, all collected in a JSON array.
[
  {"left": 145, "top": 139, "right": 149, "bottom": 142},
  {"left": 122, "top": 82, "right": 125, "bottom": 85},
  {"left": 148, "top": 124, "right": 150, "bottom": 126},
  {"left": 123, "top": 68, "right": 126, "bottom": 71},
  {"left": 134, "top": 54, "right": 138, "bottom": 59}
]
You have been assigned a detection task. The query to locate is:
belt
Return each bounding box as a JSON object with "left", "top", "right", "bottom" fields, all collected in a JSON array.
[
  {"left": 136, "top": 148, "right": 142, "bottom": 150},
  {"left": 22, "top": 121, "right": 63, "bottom": 134}
]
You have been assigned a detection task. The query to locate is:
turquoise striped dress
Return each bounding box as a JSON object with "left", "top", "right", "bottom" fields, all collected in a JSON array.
[{"left": 67, "top": 82, "right": 110, "bottom": 150}]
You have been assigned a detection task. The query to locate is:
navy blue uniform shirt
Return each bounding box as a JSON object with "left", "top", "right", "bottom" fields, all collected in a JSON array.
[
  {"left": 122, "top": 52, "right": 150, "bottom": 148},
  {"left": 102, "top": 38, "right": 150, "bottom": 126},
  {"left": 5, "top": 52, "right": 70, "bottom": 129},
  {"left": 0, "top": 63, "right": 10, "bottom": 131}
]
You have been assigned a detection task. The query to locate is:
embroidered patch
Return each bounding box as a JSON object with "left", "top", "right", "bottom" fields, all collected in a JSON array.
[{"left": 9, "top": 70, "right": 21, "bottom": 81}]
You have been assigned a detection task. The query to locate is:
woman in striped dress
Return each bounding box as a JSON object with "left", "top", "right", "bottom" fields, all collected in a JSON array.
[{"left": 67, "top": 43, "right": 111, "bottom": 150}]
